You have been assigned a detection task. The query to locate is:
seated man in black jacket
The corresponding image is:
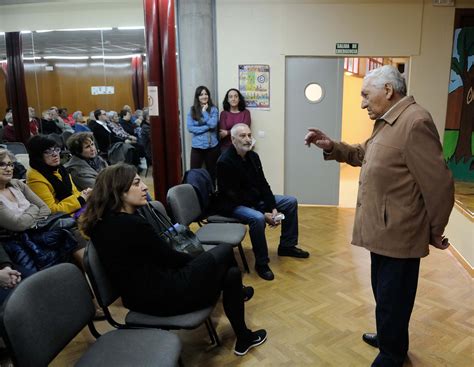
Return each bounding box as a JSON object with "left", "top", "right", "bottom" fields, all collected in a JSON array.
[{"left": 217, "top": 124, "right": 309, "bottom": 281}]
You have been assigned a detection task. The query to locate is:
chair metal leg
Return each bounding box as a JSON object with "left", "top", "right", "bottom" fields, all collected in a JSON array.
[
  {"left": 238, "top": 243, "right": 250, "bottom": 273},
  {"left": 207, "top": 317, "right": 221, "bottom": 346},
  {"left": 204, "top": 318, "right": 215, "bottom": 345},
  {"left": 178, "top": 356, "right": 185, "bottom": 367}
]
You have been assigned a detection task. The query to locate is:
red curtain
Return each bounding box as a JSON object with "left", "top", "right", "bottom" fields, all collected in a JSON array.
[{"left": 131, "top": 55, "right": 145, "bottom": 110}]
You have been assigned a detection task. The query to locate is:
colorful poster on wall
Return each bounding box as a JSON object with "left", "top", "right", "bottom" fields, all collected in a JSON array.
[
  {"left": 238, "top": 64, "right": 270, "bottom": 109},
  {"left": 443, "top": 26, "right": 474, "bottom": 182}
]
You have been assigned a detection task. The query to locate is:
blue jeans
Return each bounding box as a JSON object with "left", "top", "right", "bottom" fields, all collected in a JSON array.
[{"left": 231, "top": 195, "right": 298, "bottom": 266}]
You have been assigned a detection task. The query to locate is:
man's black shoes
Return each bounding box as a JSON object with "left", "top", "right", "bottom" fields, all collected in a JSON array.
[
  {"left": 255, "top": 264, "right": 274, "bottom": 281},
  {"left": 362, "top": 333, "right": 378, "bottom": 348},
  {"left": 278, "top": 246, "right": 310, "bottom": 258}
]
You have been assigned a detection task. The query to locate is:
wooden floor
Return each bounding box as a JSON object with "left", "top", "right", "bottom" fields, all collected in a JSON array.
[{"left": 6, "top": 206, "right": 472, "bottom": 367}]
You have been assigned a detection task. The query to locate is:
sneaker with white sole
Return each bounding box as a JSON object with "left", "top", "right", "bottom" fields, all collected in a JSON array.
[{"left": 234, "top": 329, "right": 267, "bottom": 356}]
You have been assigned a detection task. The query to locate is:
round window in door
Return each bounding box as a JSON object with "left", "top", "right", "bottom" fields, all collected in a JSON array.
[{"left": 304, "top": 83, "right": 324, "bottom": 103}]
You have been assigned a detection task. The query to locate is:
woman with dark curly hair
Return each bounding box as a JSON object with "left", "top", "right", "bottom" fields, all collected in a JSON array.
[{"left": 219, "top": 88, "right": 251, "bottom": 152}]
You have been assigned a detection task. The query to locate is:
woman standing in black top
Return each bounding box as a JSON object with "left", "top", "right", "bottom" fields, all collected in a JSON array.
[{"left": 79, "top": 163, "right": 267, "bottom": 356}]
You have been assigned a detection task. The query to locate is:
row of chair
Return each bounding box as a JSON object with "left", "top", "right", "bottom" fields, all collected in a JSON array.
[{"left": 1, "top": 263, "right": 182, "bottom": 367}]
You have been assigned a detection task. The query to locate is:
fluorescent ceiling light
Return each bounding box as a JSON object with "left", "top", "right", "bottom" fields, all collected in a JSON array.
[
  {"left": 57, "top": 28, "right": 113, "bottom": 32},
  {"left": 23, "top": 56, "right": 42, "bottom": 60},
  {"left": 20, "top": 31, "right": 31, "bottom": 34},
  {"left": 0, "top": 33, "right": 5, "bottom": 36},
  {"left": 118, "top": 26, "right": 145, "bottom": 30},
  {"left": 91, "top": 54, "right": 142, "bottom": 59},
  {"left": 43, "top": 56, "right": 90, "bottom": 60},
  {"left": 36, "top": 30, "right": 53, "bottom": 33}
]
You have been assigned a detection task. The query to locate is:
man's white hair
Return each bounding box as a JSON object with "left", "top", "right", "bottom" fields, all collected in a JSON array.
[
  {"left": 230, "top": 123, "right": 250, "bottom": 137},
  {"left": 364, "top": 65, "right": 407, "bottom": 96}
]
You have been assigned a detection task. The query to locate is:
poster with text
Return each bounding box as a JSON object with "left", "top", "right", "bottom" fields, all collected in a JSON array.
[{"left": 238, "top": 64, "right": 270, "bottom": 109}]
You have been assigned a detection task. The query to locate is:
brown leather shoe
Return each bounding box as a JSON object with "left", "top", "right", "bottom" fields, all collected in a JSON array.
[{"left": 362, "top": 333, "right": 378, "bottom": 348}]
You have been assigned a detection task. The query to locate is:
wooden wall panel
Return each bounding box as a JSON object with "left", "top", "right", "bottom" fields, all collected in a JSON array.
[
  {"left": 23, "top": 59, "right": 147, "bottom": 116},
  {"left": 0, "top": 71, "right": 7, "bottom": 117}
]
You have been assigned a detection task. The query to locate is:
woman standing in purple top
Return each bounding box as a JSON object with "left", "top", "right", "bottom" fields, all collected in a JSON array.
[{"left": 219, "top": 88, "right": 251, "bottom": 152}]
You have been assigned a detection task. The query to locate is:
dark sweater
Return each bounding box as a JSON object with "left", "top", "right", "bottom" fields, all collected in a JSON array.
[
  {"left": 91, "top": 211, "right": 219, "bottom": 316},
  {"left": 216, "top": 145, "right": 276, "bottom": 214}
]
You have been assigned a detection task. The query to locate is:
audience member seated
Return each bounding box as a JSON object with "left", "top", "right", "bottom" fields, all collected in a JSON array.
[
  {"left": 0, "top": 245, "right": 34, "bottom": 305},
  {"left": 107, "top": 111, "right": 137, "bottom": 143},
  {"left": 28, "top": 107, "right": 40, "bottom": 136},
  {"left": 91, "top": 109, "right": 121, "bottom": 157},
  {"left": 64, "top": 132, "right": 108, "bottom": 191},
  {"left": 26, "top": 135, "right": 91, "bottom": 217},
  {"left": 0, "top": 148, "right": 78, "bottom": 277},
  {"left": 59, "top": 107, "right": 74, "bottom": 127},
  {"left": 139, "top": 109, "right": 152, "bottom": 165},
  {"left": 2, "top": 108, "right": 12, "bottom": 128},
  {"left": 73, "top": 111, "right": 91, "bottom": 132},
  {"left": 119, "top": 109, "right": 137, "bottom": 137},
  {"left": 2, "top": 113, "right": 16, "bottom": 142},
  {"left": 87, "top": 111, "right": 97, "bottom": 129},
  {"left": 49, "top": 107, "right": 74, "bottom": 133},
  {"left": 80, "top": 164, "right": 268, "bottom": 356},
  {"left": 217, "top": 124, "right": 309, "bottom": 281},
  {"left": 40, "top": 109, "right": 63, "bottom": 135}
]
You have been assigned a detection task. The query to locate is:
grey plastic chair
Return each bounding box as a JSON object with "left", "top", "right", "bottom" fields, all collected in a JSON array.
[
  {"left": 84, "top": 237, "right": 220, "bottom": 346},
  {"left": 3, "top": 142, "right": 27, "bottom": 155},
  {"left": 167, "top": 184, "right": 250, "bottom": 273},
  {"left": 0, "top": 263, "right": 181, "bottom": 367}
]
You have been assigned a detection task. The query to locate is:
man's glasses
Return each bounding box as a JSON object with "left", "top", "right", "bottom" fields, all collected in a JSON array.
[
  {"left": 43, "top": 147, "right": 61, "bottom": 156},
  {"left": 0, "top": 162, "right": 14, "bottom": 170}
]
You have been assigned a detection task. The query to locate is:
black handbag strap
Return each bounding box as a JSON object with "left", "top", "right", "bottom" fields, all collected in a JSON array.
[{"left": 139, "top": 204, "right": 175, "bottom": 241}]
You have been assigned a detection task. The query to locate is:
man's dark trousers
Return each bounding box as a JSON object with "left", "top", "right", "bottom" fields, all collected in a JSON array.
[{"left": 370, "top": 252, "right": 420, "bottom": 367}]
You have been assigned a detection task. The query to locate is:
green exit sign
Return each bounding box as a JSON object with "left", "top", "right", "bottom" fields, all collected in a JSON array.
[{"left": 336, "top": 43, "right": 358, "bottom": 54}]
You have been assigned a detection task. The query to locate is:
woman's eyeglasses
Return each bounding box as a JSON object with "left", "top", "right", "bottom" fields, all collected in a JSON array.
[
  {"left": 43, "top": 147, "right": 61, "bottom": 156},
  {"left": 0, "top": 162, "right": 14, "bottom": 170}
]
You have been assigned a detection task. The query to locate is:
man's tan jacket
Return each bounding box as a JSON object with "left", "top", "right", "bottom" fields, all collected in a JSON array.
[{"left": 326, "top": 96, "right": 454, "bottom": 258}]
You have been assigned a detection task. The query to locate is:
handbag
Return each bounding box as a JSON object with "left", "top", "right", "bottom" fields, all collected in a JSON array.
[
  {"left": 35, "top": 212, "right": 76, "bottom": 231},
  {"left": 139, "top": 204, "right": 205, "bottom": 257}
]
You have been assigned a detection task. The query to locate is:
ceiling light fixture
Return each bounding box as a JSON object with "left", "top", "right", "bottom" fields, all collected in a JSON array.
[
  {"left": 43, "top": 56, "right": 90, "bottom": 60},
  {"left": 117, "top": 26, "right": 145, "bottom": 30},
  {"left": 57, "top": 28, "right": 113, "bottom": 32},
  {"left": 90, "top": 54, "right": 142, "bottom": 59}
]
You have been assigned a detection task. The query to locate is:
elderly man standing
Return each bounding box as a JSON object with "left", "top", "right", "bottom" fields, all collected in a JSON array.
[
  {"left": 305, "top": 65, "right": 454, "bottom": 367},
  {"left": 217, "top": 123, "right": 309, "bottom": 281}
]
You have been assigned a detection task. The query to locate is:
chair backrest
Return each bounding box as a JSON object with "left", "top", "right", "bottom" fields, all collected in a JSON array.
[
  {"left": 83, "top": 241, "right": 120, "bottom": 309},
  {"left": 149, "top": 200, "right": 169, "bottom": 218},
  {"left": 3, "top": 142, "right": 27, "bottom": 155},
  {"left": 167, "top": 184, "right": 201, "bottom": 226},
  {"left": 182, "top": 169, "right": 215, "bottom": 214},
  {"left": 1, "top": 263, "right": 94, "bottom": 367}
]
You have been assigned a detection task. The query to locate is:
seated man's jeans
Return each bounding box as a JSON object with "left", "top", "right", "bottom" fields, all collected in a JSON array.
[{"left": 231, "top": 195, "right": 298, "bottom": 266}]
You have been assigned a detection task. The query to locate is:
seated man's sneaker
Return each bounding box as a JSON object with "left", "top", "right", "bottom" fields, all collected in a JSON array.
[
  {"left": 255, "top": 264, "right": 274, "bottom": 281},
  {"left": 278, "top": 246, "right": 310, "bottom": 258},
  {"left": 234, "top": 329, "right": 267, "bottom": 356}
]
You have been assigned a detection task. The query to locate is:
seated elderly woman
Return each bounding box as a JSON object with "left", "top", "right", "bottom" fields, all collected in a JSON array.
[
  {"left": 73, "top": 111, "right": 91, "bottom": 132},
  {"left": 0, "top": 148, "right": 78, "bottom": 277},
  {"left": 64, "top": 132, "right": 108, "bottom": 191},
  {"left": 80, "top": 164, "right": 267, "bottom": 356}
]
